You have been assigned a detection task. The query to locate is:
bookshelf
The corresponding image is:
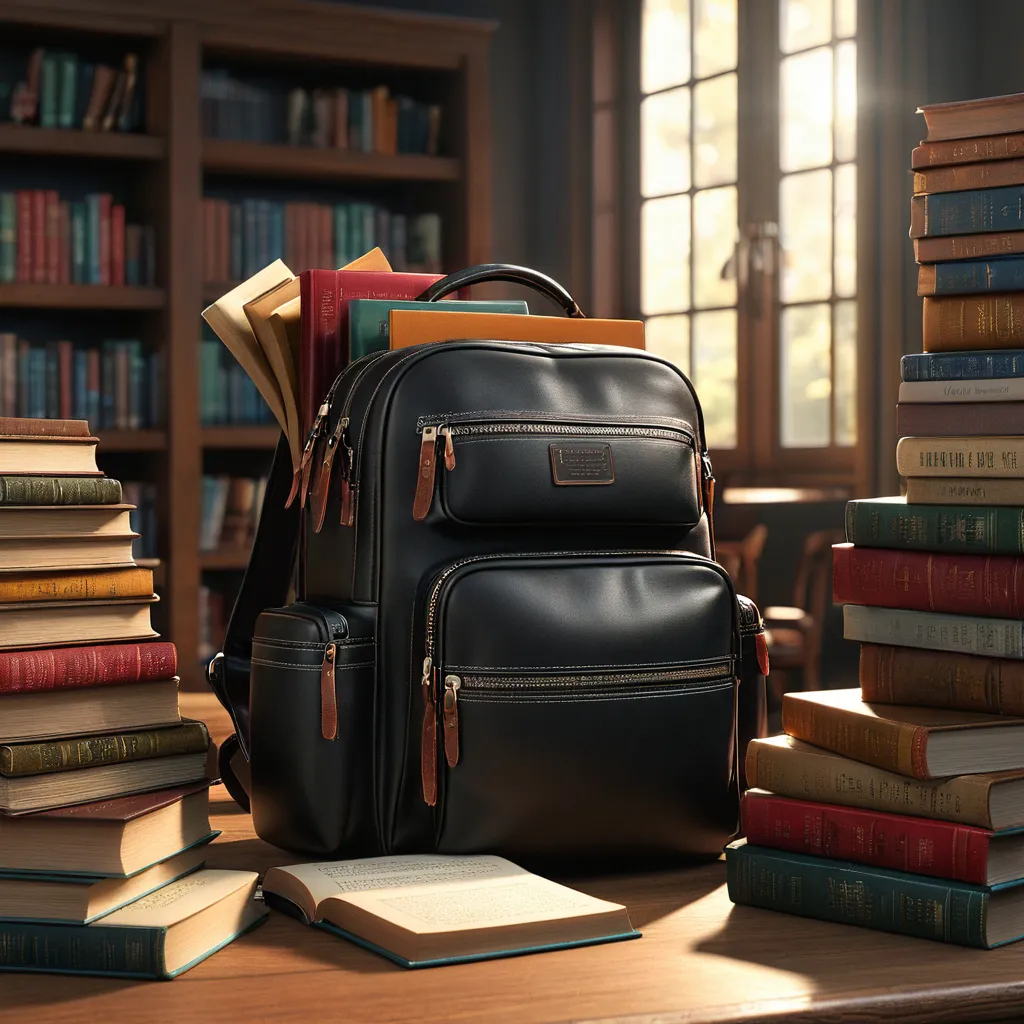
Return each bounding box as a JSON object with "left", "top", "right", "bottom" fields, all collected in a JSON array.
[{"left": 0, "top": 0, "right": 495, "bottom": 688}]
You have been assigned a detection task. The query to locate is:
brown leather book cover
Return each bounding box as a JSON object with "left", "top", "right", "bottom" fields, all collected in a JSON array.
[
  {"left": 388, "top": 309, "right": 645, "bottom": 350},
  {"left": 915, "top": 231, "right": 1024, "bottom": 263},
  {"left": 782, "top": 688, "right": 1024, "bottom": 780},
  {"left": 922, "top": 295, "right": 1024, "bottom": 351},
  {"left": 32, "top": 779, "right": 212, "bottom": 822},
  {"left": 0, "top": 418, "right": 89, "bottom": 437},
  {"left": 914, "top": 156, "right": 1024, "bottom": 195},
  {"left": 860, "top": 643, "right": 1024, "bottom": 717},
  {"left": 0, "top": 567, "right": 153, "bottom": 604},
  {"left": 912, "top": 131, "right": 1024, "bottom": 170},
  {"left": 918, "top": 92, "right": 1024, "bottom": 143},
  {"left": 896, "top": 401, "right": 1024, "bottom": 438}
]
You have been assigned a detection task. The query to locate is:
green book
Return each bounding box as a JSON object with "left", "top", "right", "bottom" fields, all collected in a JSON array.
[
  {"left": 334, "top": 204, "right": 349, "bottom": 265},
  {"left": 726, "top": 840, "right": 1024, "bottom": 948},
  {"left": 39, "top": 53, "right": 59, "bottom": 129},
  {"left": 0, "top": 475, "right": 121, "bottom": 505},
  {"left": 57, "top": 52, "right": 77, "bottom": 129},
  {"left": 845, "top": 495, "right": 1024, "bottom": 555},
  {"left": 348, "top": 298, "right": 531, "bottom": 361},
  {"left": 0, "top": 870, "right": 266, "bottom": 978},
  {"left": 0, "top": 193, "right": 15, "bottom": 283},
  {"left": 1, "top": 721, "right": 209, "bottom": 777}
]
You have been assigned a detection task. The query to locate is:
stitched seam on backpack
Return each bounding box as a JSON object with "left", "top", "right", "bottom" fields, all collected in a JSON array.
[
  {"left": 250, "top": 658, "right": 375, "bottom": 670},
  {"left": 443, "top": 658, "right": 734, "bottom": 672},
  {"left": 456, "top": 681, "right": 735, "bottom": 704}
]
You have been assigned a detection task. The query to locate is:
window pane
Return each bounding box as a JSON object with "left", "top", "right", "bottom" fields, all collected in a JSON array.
[
  {"left": 641, "top": 194, "right": 690, "bottom": 314},
  {"left": 646, "top": 314, "right": 691, "bottom": 376},
  {"left": 693, "top": 309, "right": 737, "bottom": 448},
  {"left": 835, "top": 40, "right": 857, "bottom": 162},
  {"left": 694, "top": 73, "right": 737, "bottom": 188},
  {"left": 693, "top": 186, "right": 737, "bottom": 308},
  {"left": 835, "top": 0, "right": 856, "bottom": 37},
  {"left": 642, "top": 0, "right": 691, "bottom": 94},
  {"left": 834, "top": 163, "right": 856, "bottom": 298},
  {"left": 694, "top": 0, "right": 737, "bottom": 78},
  {"left": 781, "top": 47, "right": 833, "bottom": 172},
  {"left": 834, "top": 300, "right": 857, "bottom": 445},
  {"left": 780, "top": 168, "right": 832, "bottom": 302},
  {"left": 781, "top": 0, "right": 832, "bottom": 53},
  {"left": 642, "top": 87, "right": 691, "bottom": 198},
  {"left": 781, "top": 304, "right": 831, "bottom": 447}
]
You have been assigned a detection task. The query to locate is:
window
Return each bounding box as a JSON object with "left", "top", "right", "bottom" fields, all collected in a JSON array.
[{"left": 636, "top": 0, "right": 858, "bottom": 485}]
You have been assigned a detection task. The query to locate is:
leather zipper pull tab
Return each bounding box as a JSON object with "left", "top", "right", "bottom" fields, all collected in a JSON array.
[
  {"left": 312, "top": 417, "right": 349, "bottom": 533},
  {"left": 442, "top": 674, "right": 461, "bottom": 767},
  {"left": 756, "top": 631, "right": 770, "bottom": 677},
  {"left": 440, "top": 426, "right": 456, "bottom": 471},
  {"left": 299, "top": 401, "right": 330, "bottom": 509},
  {"left": 412, "top": 426, "right": 438, "bottom": 522},
  {"left": 285, "top": 468, "right": 301, "bottom": 509},
  {"left": 320, "top": 642, "right": 338, "bottom": 740},
  {"left": 420, "top": 657, "right": 437, "bottom": 806}
]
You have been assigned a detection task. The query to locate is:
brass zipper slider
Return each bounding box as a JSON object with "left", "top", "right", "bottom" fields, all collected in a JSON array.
[
  {"left": 440, "top": 425, "right": 456, "bottom": 471},
  {"left": 311, "top": 416, "right": 349, "bottom": 533},
  {"left": 442, "top": 674, "right": 461, "bottom": 767},
  {"left": 420, "top": 656, "right": 437, "bottom": 806},
  {"left": 412, "top": 425, "right": 439, "bottom": 522},
  {"left": 320, "top": 642, "right": 338, "bottom": 740}
]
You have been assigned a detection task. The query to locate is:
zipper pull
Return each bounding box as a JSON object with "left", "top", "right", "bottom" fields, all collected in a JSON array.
[
  {"left": 311, "top": 417, "right": 349, "bottom": 533},
  {"left": 442, "top": 674, "right": 461, "bottom": 767},
  {"left": 440, "top": 425, "right": 456, "bottom": 471},
  {"left": 412, "top": 425, "right": 438, "bottom": 522},
  {"left": 420, "top": 656, "right": 437, "bottom": 806},
  {"left": 299, "top": 401, "right": 330, "bottom": 509},
  {"left": 320, "top": 642, "right": 338, "bottom": 740}
]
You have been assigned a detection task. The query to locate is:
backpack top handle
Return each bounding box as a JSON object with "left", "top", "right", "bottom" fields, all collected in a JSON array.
[{"left": 415, "top": 263, "right": 586, "bottom": 319}]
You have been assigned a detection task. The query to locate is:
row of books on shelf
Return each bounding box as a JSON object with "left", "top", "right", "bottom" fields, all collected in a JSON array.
[
  {"left": 0, "top": 420, "right": 261, "bottom": 976},
  {"left": 198, "top": 583, "right": 228, "bottom": 667},
  {"left": 0, "top": 48, "right": 143, "bottom": 133},
  {"left": 124, "top": 480, "right": 158, "bottom": 560},
  {"left": 0, "top": 336, "right": 162, "bottom": 429},
  {"left": 200, "top": 336, "right": 275, "bottom": 426},
  {"left": 200, "top": 474, "right": 267, "bottom": 552},
  {"left": 0, "top": 191, "right": 156, "bottom": 286},
  {"left": 202, "top": 197, "right": 441, "bottom": 282},
  {"left": 201, "top": 71, "right": 441, "bottom": 155}
]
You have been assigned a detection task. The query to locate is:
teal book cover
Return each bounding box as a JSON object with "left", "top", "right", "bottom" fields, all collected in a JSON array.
[{"left": 349, "top": 298, "right": 530, "bottom": 360}]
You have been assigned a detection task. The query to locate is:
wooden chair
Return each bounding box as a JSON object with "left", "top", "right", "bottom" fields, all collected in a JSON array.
[
  {"left": 762, "top": 528, "right": 845, "bottom": 693},
  {"left": 715, "top": 524, "right": 768, "bottom": 605}
]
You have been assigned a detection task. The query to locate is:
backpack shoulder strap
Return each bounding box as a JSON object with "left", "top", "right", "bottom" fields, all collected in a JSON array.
[{"left": 207, "top": 434, "right": 300, "bottom": 761}]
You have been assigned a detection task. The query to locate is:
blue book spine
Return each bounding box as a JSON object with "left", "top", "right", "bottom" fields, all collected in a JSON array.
[
  {"left": 44, "top": 345, "right": 59, "bottom": 418},
  {"left": 86, "top": 195, "right": 100, "bottom": 285},
  {"left": 243, "top": 199, "right": 257, "bottom": 279},
  {"left": 0, "top": 193, "right": 14, "bottom": 283},
  {"left": 73, "top": 350, "right": 87, "bottom": 421},
  {"left": 129, "top": 341, "right": 143, "bottom": 429},
  {"left": 39, "top": 54, "right": 58, "bottom": 129},
  {"left": 927, "top": 257, "right": 1024, "bottom": 295},
  {"left": 257, "top": 199, "right": 270, "bottom": 268},
  {"left": 17, "top": 344, "right": 29, "bottom": 418},
  {"left": 915, "top": 186, "right": 1024, "bottom": 237},
  {"left": 270, "top": 203, "right": 284, "bottom": 262},
  {"left": 333, "top": 205, "right": 348, "bottom": 266},
  {"left": 902, "top": 350, "right": 1024, "bottom": 381},
  {"left": 100, "top": 341, "right": 115, "bottom": 430},
  {"left": 71, "top": 202, "right": 86, "bottom": 284},
  {"left": 31, "top": 349, "right": 46, "bottom": 419}
]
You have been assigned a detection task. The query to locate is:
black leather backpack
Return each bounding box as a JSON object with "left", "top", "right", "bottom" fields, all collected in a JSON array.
[{"left": 208, "top": 264, "right": 768, "bottom": 867}]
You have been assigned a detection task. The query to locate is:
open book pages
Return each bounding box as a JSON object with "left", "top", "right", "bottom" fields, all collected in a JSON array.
[
  {"left": 202, "top": 248, "right": 391, "bottom": 475},
  {"left": 262, "top": 854, "right": 637, "bottom": 966}
]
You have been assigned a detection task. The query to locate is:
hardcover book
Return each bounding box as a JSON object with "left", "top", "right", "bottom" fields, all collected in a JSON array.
[
  {"left": 910, "top": 186, "right": 1024, "bottom": 239},
  {"left": 832, "top": 543, "right": 1024, "bottom": 619},
  {"left": 781, "top": 687, "right": 1024, "bottom": 780},
  {"left": 905, "top": 476, "right": 1024, "bottom": 505},
  {"left": 898, "top": 379, "right": 1024, "bottom": 402},
  {"left": 745, "top": 735, "right": 1024, "bottom": 830},
  {"left": 914, "top": 231, "right": 1024, "bottom": 263},
  {"left": 0, "top": 434, "right": 99, "bottom": 475},
  {"left": 901, "top": 349, "right": 1024, "bottom": 381},
  {"left": 917, "top": 92, "right": 1024, "bottom": 143},
  {"left": 912, "top": 130, "right": 1024, "bottom": 169},
  {"left": 859, "top": 643, "right": 1024, "bottom": 718},
  {"left": 740, "top": 789, "right": 1024, "bottom": 886},
  {"left": 922, "top": 295, "right": 1024, "bottom": 351},
  {"left": 0, "top": 640, "right": 176, "bottom": 694},
  {"left": 918, "top": 257, "right": 1024, "bottom": 296},
  {"left": 726, "top": 839, "right": 1024, "bottom": 948},
  {"left": 0, "top": 782, "right": 214, "bottom": 878},
  {"left": 914, "top": 158, "right": 1024, "bottom": 196},
  {"left": 0, "top": 844, "right": 208, "bottom": 924},
  {"left": 0, "top": 869, "right": 265, "bottom": 978},
  {"left": 0, "top": 596, "right": 158, "bottom": 650},
  {"left": 262, "top": 854, "right": 638, "bottom": 968},
  {"left": 844, "top": 604, "right": 1024, "bottom": 660},
  {"left": 0, "top": 566, "right": 153, "bottom": 604},
  {"left": 897, "top": 436, "right": 1024, "bottom": 477}
]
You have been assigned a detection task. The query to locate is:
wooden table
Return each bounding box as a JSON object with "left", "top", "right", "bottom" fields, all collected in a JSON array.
[{"left": 3, "top": 693, "right": 1024, "bottom": 1023}]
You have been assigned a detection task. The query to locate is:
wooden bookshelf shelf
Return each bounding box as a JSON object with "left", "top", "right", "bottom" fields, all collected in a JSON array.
[
  {"left": 202, "top": 139, "right": 462, "bottom": 183},
  {"left": 201, "top": 425, "right": 280, "bottom": 449},
  {"left": 200, "top": 548, "right": 252, "bottom": 571},
  {"left": 0, "top": 124, "right": 165, "bottom": 160},
  {"left": 96, "top": 429, "right": 168, "bottom": 452},
  {"left": 0, "top": 284, "right": 166, "bottom": 310}
]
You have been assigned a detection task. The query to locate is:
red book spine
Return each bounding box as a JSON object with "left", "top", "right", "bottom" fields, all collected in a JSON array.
[
  {"left": 110, "top": 204, "right": 125, "bottom": 286},
  {"left": 832, "top": 542, "right": 1024, "bottom": 618},
  {"left": 44, "top": 190, "right": 59, "bottom": 285},
  {"left": 15, "top": 191, "right": 31, "bottom": 284},
  {"left": 98, "top": 193, "right": 111, "bottom": 286},
  {"left": 0, "top": 641, "right": 178, "bottom": 694},
  {"left": 741, "top": 790, "right": 992, "bottom": 884},
  {"left": 57, "top": 200, "right": 70, "bottom": 285},
  {"left": 58, "top": 340, "right": 73, "bottom": 419},
  {"left": 31, "top": 190, "right": 46, "bottom": 283}
]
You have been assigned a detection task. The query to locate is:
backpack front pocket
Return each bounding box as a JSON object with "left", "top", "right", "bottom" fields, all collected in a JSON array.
[{"left": 416, "top": 552, "right": 740, "bottom": 863}]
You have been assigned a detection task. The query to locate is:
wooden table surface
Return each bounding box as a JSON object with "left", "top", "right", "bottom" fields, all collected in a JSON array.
[{"left": 2, "top": 692, "right": 1024, "bottom": 1023}]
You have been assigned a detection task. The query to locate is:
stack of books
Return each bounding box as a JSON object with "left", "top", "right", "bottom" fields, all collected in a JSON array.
[
  {"left": 726, "top": 92, "right": 1024, "bottom": 950},
  {"left": 0, "top": 415, "right": 264, "bottom": 978}
]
